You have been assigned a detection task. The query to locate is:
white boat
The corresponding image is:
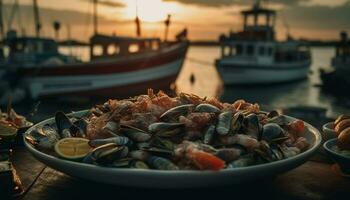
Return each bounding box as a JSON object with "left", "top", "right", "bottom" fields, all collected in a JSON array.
[{"left": 216, "top": 1, "right": 311, "bottom": 85}]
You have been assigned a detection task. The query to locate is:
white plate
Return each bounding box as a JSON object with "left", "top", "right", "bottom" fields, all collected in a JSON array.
[{"left": 24, "top": 110, "right": 322, "bottom": 188}]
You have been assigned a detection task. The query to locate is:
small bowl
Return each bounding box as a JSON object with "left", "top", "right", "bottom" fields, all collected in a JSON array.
[
  {"left": 323, "top": 138, "right": 350, "bottom": 174},
  {"left": 322, "top": 122, "right": 337, "bottom": 142}
]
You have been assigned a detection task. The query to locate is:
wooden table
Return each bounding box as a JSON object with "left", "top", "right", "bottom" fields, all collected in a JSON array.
[{"left": 5, "top": 147, "right": 349, "bottom": 200}]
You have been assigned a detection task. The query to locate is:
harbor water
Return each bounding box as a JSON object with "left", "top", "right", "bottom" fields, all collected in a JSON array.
[{"left": 8, "top": 46, "right": 349, "bottom": 121}]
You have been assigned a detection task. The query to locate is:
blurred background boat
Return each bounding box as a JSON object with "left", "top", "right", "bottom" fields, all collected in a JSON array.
[
  {"left": 0, "top": 0, "right": 188, "bottom": 103},
  {"left": 216, "top": 1, "right": 311, "bottom": 85},
  {"left": 320, "top": 31, "right": 350, "bottom": 96}
]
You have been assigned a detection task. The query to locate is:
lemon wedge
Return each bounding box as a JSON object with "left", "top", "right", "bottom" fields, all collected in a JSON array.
[{"left": 54, "top": 138, "right": 91, "bottom": 160}]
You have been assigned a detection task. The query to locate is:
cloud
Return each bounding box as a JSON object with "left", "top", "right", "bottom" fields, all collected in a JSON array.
[
  {"left": 282, "top": 2, "right": 350, "bottom": 30},
  {"left": 163, "top": 0, "right": 310, "bottom": 7}
]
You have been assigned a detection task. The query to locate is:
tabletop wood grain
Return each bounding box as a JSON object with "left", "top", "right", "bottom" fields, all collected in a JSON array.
[{"left": 8, "top": 147, "right": 350, "bottom": 200}]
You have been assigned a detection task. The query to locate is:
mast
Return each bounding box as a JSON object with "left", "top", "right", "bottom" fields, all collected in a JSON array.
[
  {"left": 0, "top": 0, "right": 4, "bottom": 40},
  {"left": 33, "top": 0, "right": 41, "bottom": 37},
  {"left": 164, "top": 14, "right": 171, "bottom": 42},
  {"left": 93, "top": 0, "right": 98, "bottom": 34},
  {"left": 135, "top": 0, "right": 141, "bottom": 37}
]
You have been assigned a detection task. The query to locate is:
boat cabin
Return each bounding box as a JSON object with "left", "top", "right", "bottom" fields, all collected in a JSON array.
[
  {"left": 218, "top": 3, "right": 309, "bottom": 65},
  {"left": 332, "top": 31, "right": 350, "bottom": 68},
  {"left": 90, "top": 34, "right": 161, "bottom": 60}
]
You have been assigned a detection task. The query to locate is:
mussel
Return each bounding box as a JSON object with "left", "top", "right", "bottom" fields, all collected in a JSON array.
[
  {"left": 148, "top": 122, "right": 185, "bottom": 138},
  {"left": 216, "top": 111, "right": 233, "bottom": 135},
  {"left": 261, "top": 123, "right": 284, "bottom": 142},
  {"left": 26, "top": 124, "right": 60, "bottom": 149},
  {"left": 160, "top": 104, "right": 194, "bottom": 122},
  {"left": 55, "top": 111, "right": 73, "bottom": 138},
  {"left": 88, "top": 143, "right": 129, "bottom": 165},
  {"left": 195, "top": 103, "right": 221, "bottom": 113}
]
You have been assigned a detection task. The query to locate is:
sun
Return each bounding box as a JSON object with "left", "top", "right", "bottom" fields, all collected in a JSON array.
[{"left": 123, "top": 0, "right": 178, "bottom": 22}]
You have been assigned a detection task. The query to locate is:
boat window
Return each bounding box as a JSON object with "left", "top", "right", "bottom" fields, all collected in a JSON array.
[
  {"left": 16, "top": 43, "right": 24, "bottom": 52},
  {"left": 247, "top": 45, "right": 254, "bottom": 56},
  {"left": 259, "top": 46, "right": 265, "bottom": 55},
  {"left": 231, "top": 46, "right": 236, "bottom": 55},
  {"left": 93, "top": 45, "right": 103, "bottom": 56},
  {"left": 107, "top": 44, "right": 120, "bottom": 55},
  {"left": 223, "top": 46, "right": 230, "bottom": 56},
  {"left": 129, "top": 44, "right": 139, "bottom": 53},
  {"left": 268, "top": 47, "right": 273, "bottom": 56},
  {"left": 236, "top": 44, "right": 243, "bottom": 55},
  {"left": 151, "top": 41, "right": 159, "bottom": 50}
]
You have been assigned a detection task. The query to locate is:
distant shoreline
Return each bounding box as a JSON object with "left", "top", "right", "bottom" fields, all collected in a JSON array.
[{"left": 58, "top": 39, "right": 340, "bottom": 47}]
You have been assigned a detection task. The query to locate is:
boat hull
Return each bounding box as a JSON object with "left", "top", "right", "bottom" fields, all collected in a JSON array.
[
  {"left": 216, "top": 60, "right": 311, "bottom": 85},
  {"left": 21, "top": 42, "right": 188, "bottom": 98}
]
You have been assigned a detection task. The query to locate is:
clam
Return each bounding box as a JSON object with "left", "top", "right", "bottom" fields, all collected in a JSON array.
[
  {"left": 335, "top": 119, "right": 350, "bottom": 136},
  {"left": 335, "top": 115, "right": 350, "bottom": 126},
  {"left": 216, "top": 111, "right": 233, "bottom": 135},
  {"left": 160, "top": 104, "right": 194, "bottom": 122},
  {"left": 195, "top": 103, "right": 221, "bottom": 113},
  {"left": 337, "top": 127, "right": 350, "bottom": 150}
]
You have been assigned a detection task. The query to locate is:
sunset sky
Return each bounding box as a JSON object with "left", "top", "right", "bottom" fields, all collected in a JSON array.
[{"left": 2, "top": 0, "right": 350, "bottom": 41}]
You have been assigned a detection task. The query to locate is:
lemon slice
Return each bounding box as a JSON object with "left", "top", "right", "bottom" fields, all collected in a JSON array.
[
  {"left": 0, "top": 121, "right": 18, "bottom": 140},
  {"left": 54, "top": 138, "right": 91, "bottom": 160}
]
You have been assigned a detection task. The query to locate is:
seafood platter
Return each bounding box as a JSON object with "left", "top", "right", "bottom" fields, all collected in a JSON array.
[
  {"left": 24, "top": 89, "right": 321, "bottom": 188},
  {"left": 1, "top": 108, "right": 33, "bottom": 146}
]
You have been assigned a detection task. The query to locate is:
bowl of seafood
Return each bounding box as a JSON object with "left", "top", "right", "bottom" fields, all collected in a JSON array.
[
  {"left": 323, "top": 115, "right": 350, "bottom": 174},
  {"left": 24, "top": 90, "right": 322, "bottom": 188}
]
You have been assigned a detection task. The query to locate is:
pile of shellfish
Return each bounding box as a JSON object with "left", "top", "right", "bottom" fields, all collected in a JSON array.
[{"left": 26, "top": 89, "right": 309, "bottom": 170}]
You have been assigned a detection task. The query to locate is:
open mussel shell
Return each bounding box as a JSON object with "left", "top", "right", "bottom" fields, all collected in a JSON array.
[
  {"left": 141, "top": 146, "right": 174, "bottom": 158},
  {"left": 88, "top": 143, "right": 129, "bottom": 165},
  {"left": 230, "top": 112, "right": 244, "bottom": 134},
  {"left": 242, "top": 113, "right": 262, "bottom": 139},
  {"left": 120, "top": 124, "right": 151, "bottom": 142},
  {"left": 216, "top": 111, "right": 233, "bottom": 135},
  {"left": 148, "top": 122, "right": 185, "bottom": 138},
  {"left": 26, "top": 124, "right": 60, "bottom": 149},
  {"left": 160, "top": 104, "right": 194, "bottom": 122},
  {"left": 55, "top": 111, "right": 73, "bottom": 138}
]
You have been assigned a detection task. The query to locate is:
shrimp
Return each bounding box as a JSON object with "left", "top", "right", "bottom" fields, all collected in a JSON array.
[{"left": 179, "top": 113, "right": 213, "bottom": 140}]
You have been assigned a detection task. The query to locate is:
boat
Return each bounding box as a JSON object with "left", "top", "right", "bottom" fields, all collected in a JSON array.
[
  {"left": 0, "top": 0, "right": 188, "bottom": 101},
  {"left": 320, "top": 31, "right": 350, "bottom": 96},
  {"left": 215, "top": 1, "right": 311, "bottom": 85}
]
